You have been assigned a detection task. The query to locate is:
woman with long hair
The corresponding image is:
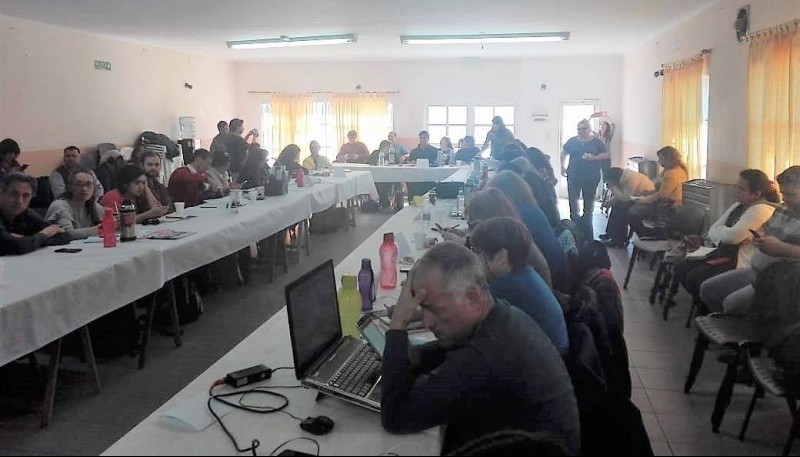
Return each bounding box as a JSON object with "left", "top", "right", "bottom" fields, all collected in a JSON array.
[
  {"left": 45, "top": 169, "right": 105, "bottom": 240},
  {"left": 627, "top": 146, "right": 690, "bottom": 234},
  {"left": 99, "top": 164, "right": 167, "bottom": 223},
  {"left": 237, "top": 147, "right": 271, "bottom": 189},
  {"left": 276, "top": 144, "right": 309, "bottom": 175},
  {"left": 439, "top": 137, "right": 455, "bottom": 166}
]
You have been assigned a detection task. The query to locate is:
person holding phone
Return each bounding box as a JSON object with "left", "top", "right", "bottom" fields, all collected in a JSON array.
[
  {"left": 0, "top": 173, "right": 69, "bottom": 255},
  {"left": 45, "top": 169, "right": 106, "bottom": 240}
]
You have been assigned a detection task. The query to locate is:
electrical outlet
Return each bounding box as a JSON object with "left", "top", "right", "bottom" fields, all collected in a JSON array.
[{"left": 93, "top": 60, "right": 112, "bottom": 71}]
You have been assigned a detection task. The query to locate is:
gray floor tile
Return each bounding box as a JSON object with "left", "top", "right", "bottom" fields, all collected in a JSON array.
[
  {"left": 651, "top": 441, "right": 674, "bottom": 456},
  {"left": 642, "top": 412, "right": 668, "bottom": 443}
]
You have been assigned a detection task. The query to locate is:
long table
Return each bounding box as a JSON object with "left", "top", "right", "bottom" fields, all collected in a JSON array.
[
  {"left": 0, "top": 172, "right": 379, "bottom": 368},
  {"left": 331, "top": 163, "right": 468, "bottom": 183},
  {"left": 103, "top": 201, "right": 463, "bottom": 456}
]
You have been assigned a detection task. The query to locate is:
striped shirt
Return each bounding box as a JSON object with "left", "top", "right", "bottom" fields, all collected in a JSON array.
[{"left": 751, "top": 206, "right": 800, "bottom": 272}]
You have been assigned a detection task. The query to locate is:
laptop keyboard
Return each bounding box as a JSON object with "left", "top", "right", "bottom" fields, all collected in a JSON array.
[{"left": 329, "top": 345, "right": 381, "bottom": 398}]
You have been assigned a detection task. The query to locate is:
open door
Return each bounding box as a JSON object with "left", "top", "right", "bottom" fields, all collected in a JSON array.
[{"left": 557, "top": 100, "right": 601, "bottom": 198}]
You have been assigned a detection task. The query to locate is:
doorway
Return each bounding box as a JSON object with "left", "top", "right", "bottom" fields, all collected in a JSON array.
[{"left": 557, "top": 100, "right": 601, "bottom": 198}]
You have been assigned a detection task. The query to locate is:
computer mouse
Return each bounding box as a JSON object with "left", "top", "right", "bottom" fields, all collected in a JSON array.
[{"left": 299, "top": 416, "right": 335, "bottom": 436}]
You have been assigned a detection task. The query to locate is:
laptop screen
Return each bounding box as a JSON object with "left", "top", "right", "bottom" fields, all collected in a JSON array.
[{"left": 285, "top": 260, "right": 343, "bottom": 380}]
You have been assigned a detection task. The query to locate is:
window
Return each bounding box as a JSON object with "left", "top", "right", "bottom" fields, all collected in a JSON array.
[
  {"left": 261, "top": 100, "right": 394, "bottom": 161},
  {"left": 427, "top": 106, "right": 467, "bottom": 145},
  {"left": 475, "top": 106, "right": 515, "bottom": 148},
  {"left": 700, "top": 75, "right": 710, "bottom": 179}
]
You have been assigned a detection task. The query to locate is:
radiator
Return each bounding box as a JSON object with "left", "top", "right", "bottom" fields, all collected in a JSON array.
[{"left": 682, "top": 179, "right": 738, "bottom": 230}]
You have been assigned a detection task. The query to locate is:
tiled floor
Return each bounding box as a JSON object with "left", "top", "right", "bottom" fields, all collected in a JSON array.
[{"left": 0, "top": 200, "right": 797, "bottom": 456}]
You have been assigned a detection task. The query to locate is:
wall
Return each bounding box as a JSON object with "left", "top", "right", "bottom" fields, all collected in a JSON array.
[
  {"left": 0, "top": 16, "right": 237, "bottom": 177},
  {"left": 622, "top": 0, "right": 800, "bottom": 183},
  {"left": 235, "top": 57, "right": 623, "bottom": 168}
]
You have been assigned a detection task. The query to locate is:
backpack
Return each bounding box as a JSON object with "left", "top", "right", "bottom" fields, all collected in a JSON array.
[
  {"left": 29, "top": 176, "right": 54, "bottom": 216},
  {"left": 155, "top": 278, "right": 204, "bottom": 326},
  {"left": 310, "top": 206, "right": 348, "bottom": 234}
]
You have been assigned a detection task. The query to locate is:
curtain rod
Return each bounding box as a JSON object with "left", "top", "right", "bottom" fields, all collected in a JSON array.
[
  {"left": 247, "top": 91, "right": 400, "bottom": 95},
  {"left": 654, "top": 49, "right": 712, "bottom": 77},
  {"left": 745, "top": 18, "right": 800, "bottom": 43}
]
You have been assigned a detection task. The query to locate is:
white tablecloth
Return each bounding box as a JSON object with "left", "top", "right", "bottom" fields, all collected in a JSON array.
[
  {"left": 332, "top": 164, "right": 467, "bottom": 183},
  {"left": 0, "top": 172, "right": 379, "bottom": 367},
  {"left": 103, "top": 203, "right": 460, "bottom": 456}
]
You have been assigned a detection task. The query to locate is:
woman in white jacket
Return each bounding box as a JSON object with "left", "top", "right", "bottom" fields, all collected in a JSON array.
[{"left": 673, "top": 169, "right": 780, "bottom": 312}]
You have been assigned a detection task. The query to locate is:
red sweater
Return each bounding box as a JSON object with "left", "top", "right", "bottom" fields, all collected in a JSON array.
[{"left": 168, "top": 166, "right": 207, "bottom": 207}]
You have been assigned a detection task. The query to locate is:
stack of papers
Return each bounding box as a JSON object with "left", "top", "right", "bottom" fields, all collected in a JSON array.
[{"left": 686, "top": 246, "right": 718, "bottom": 260}]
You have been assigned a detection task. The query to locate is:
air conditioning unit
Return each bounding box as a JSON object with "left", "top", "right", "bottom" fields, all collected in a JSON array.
[{"left": 682, "top": 179, "right": 738, "bottom": 231}]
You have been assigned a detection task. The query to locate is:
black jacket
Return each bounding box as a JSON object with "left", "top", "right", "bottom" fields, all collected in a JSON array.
[{"left": 0, "top": 209, "right": 70, "bottom": 255}]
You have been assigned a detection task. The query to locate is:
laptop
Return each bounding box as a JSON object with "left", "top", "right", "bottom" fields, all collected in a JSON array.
[{"left": 285, "top": 260, "right": 382, "bottom": 412}]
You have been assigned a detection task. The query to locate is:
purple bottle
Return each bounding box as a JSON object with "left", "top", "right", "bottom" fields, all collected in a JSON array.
[{"left": 358, "top": 258, "right": 376, "bottom": 312}]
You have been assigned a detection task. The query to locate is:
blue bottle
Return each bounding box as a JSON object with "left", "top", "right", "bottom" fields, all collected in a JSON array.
[{"left": 358, "top": 258, "right": 376, "bottom": 312}]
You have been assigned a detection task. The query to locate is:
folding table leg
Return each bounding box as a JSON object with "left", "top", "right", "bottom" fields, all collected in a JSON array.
[
  {"left": 167, "top": 280, "right": 183, "bottom": 347},
  {"left": 302, "top": 219, "right": 311, "bottom": 257},
  {"left": 41, "top": 338, "right": 62, "bottom": 428},
  {"left": 138, "top": 293, "right": 159, "bottom": 370},
  {"left": 78, "top": 326, "right": 101, "bottom": 395}
]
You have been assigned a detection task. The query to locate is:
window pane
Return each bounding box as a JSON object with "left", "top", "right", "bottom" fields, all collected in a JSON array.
[
  {"left": 475, "top": 106, "right": 494, "bottom": 125},
  {"left": 495, "top": 106, "right": 515, "bottom": 124},
  {"left": 428, "top": 125, "right": 447, "bottom": 143},
  {"left": 449, "top": 125, "right": 468, "bottom": 142},
  {"left": 428, "top": 106, "right": 447, "bottom": 125},
  {"left": 474, "top": 125, "right": 492, "bottom": 145},
  {"left": 449, "top": 106, "right": 467, "bottom": 124}
]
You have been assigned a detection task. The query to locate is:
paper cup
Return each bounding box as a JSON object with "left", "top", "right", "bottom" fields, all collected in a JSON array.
[{"left": 174, "top": 202, "right": 185, "bottom": 215}]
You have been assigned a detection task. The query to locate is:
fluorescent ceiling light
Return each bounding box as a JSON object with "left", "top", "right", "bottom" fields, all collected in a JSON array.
[
  {"left": 228, "top": 34, "right": 357, "bottom": 50},
  {"left": 400, "top": 32, "right": 570, "bottom": 45}
]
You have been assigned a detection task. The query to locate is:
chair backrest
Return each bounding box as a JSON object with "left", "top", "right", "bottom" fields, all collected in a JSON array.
[
  {"left": 447, "top": 430, "right": 568, "bottom": 456},
  {"left": 668, "top": 204, "right": 707, "bottom": 237},
  {"left": 754, "top": 260, "right": 800, "bottom": 342}
]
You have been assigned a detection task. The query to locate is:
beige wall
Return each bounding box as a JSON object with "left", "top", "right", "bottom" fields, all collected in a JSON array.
[
  {"left": 0, "top": 16, "right": 237, "bottom": 177},
  {"left": 235, "top": 57, "right": 623, "bottom": 169},
  {"left": 621, "top": 0, "right": 800, "bottom": 183}
]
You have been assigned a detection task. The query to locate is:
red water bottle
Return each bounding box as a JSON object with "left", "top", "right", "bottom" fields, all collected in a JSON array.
[
  {"left": 102, "top": 207, "right": 117, "bottom": 248},
  {"left": 379, "top": 233, "right": 398, "bottom": 289},
  {"left": 296, "top": 169, "right": 305, "bottom": 187}
]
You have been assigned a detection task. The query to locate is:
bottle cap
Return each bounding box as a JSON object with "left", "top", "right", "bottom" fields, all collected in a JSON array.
[
  {"left": 383, "top": 233, "right": 394, "bottom": 243},
  {"left": 342, "top": 275, "right": 358, "bottom": 288},
  {"left": 361, "top": 258, "right": 372, "bottom": 268}
]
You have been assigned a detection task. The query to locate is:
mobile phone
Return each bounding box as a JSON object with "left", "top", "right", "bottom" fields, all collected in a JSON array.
[
  {"left": 749, "top": 229, "right": 762, "bottom": 239},
  {"left": 55, "top": 248, "right": 83, "bottom": 254}
]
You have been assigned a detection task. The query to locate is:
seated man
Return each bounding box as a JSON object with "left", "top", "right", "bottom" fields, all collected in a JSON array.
[
  {"left": 455, "top": 136, "right": 481, "bottom": 163},
  {"left": 50, "top": 146, "right": 104, "bottom": 199},
  {"left": 141, "top": 150, "right": 171, "bottom": 208},
  {"left": 382, "top": 242, "right": 580, "bottom": 455},
  {"left": 0, "top": 173, "right": 69, "bottom": 255},
  {"left": 388, "top": 131, "right": 409, "bottom": 164},
  {"left": 302, "top": 141, "right": 332, "bottom": 171},
  {"left": 168, "top": 148, "right": 217, "bottom": 208},
  {"left": 700, "top": 166, "right": 800, "bottom": 313},
  {"left": 336, "top": 130, "right": 370, "bottom": 163},
  {"left": 407, "top": 130, "right": 439, "bottom": 167},
  {"left": 600, "top": 167, "right": 656, "bottom": 247}
]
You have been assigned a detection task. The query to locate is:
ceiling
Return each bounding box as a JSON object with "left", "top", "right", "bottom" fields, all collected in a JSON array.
[{"left": 0, "top": 0, "right": 716, "bottom": 62}]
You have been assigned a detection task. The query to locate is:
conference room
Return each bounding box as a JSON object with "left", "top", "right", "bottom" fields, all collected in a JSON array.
[{"left": 2, "top": 0, "right": 800, "bottom": 455}]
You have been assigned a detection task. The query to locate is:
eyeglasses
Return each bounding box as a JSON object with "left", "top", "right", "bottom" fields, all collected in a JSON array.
[{"left": 72, "top": 181, "right": 94, "bottom": 189}]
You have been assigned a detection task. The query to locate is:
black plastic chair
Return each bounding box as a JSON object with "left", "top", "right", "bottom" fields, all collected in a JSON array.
[
  {"left": 738, "top": 356, "right": 800, "bottom": 455},
  {"left": 683, "top": 313, "right": 764, "bottom": 433}
]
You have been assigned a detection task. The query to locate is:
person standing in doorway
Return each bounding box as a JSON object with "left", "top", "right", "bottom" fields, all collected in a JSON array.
[{"left": 561, "top": 119, "right": 609, "bottom": 225}]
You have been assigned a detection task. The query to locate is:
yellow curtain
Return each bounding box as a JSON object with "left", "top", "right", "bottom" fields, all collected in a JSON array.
[
  {"left": 331, "top": 93, "right": 389, "bottom": 153},
  {"left": 270, "top": 93, "right": 314, "bottom": 160},
  {"left": 747, "top": 20, "right": 800, "bottom": 179},
  {"left": 661, "top": 55, "right": 707, "bottom": 180}
]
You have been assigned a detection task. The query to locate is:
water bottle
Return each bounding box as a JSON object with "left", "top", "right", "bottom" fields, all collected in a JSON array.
[
  {"left": 338, "top": 275, "right": 362, "bottom": 338},
  {"left": 429, "top": 188, "right": 438, "bottom": 205},
  {"left": 358, "top": 258, "right": 376, "bottom": 312},
  {"left": 421, "top": 198, "right": 432, "bottom": 228},
  {"left": 102, "top": 207, "right": 117, "bottom": 248},
  {"left": 456, "top": 188, "right": 466, "bottom": 215},
  {"left": 296, "top": 168, "right": 304, "bottom": 187},
  {"left": 379, "top": 233, "right": 399, "bottom": 289},
  {"left": 388, "top": 148, "right": 396, "bottom": 165},
  {"left": 120, "top": 199, "right": 137, "bottom": 242}
]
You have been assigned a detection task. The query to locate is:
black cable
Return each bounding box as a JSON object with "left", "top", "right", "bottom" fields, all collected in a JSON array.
[
  {"left": 270, "top": 437, "right": 321, "bottom": 456},
  {"left": 271, "top": 366, "right": 295, "bottom": 373},
  {"left": 208, "top": 384, "right": 305, "bottom": 456}
]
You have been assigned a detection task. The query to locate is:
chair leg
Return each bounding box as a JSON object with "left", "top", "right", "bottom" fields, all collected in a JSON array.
[
  {"left": 78, "top": 326, "right": 101, "bottom": 395},
  {"left": 41, "top": 338, "right": 62, "bottom": 428},
  {"left": 686, "top": 299, "right": 697, "bottom": 329},
  {"left": 650, "top": 261, "right": 666, "bottom": 305},
  {"left": 711, "top": 353, "right": 742, "bottom": 433},
  {"left": 739, "top": 385, "right": 764, "bottom": 441},
  {"left": 685, "top": 334, "right": 710, "bottom": 394},
  {"left": 784, "top": 398, "right": 799, "bottom": 457},
  {"left": 623, "top": 246, "right": 639, "bottom": 290},
  {"left": 167, "top": 280, "right": 183, "bottom": 348},
  {"left": 138, "top": 293, "right": 158, "bottom": 370}
]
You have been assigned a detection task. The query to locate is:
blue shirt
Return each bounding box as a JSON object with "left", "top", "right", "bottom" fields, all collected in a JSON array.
[
  {"left": 563, "top": 136, "right": 607, "bottom": 180},
  {"left": 517, "top": 204, "right": 569, "bottom": 290},
  {"left": 489, "top": 267, "right": 569, "bottom": 355}
]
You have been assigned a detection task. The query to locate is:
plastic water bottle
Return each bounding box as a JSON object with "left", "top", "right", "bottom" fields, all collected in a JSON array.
[
  {"left": 421, "top": 198, "right": 432, "bottom": 228},
  {"left": 379, "top": 233, "right": 399, "bottom": 289},
  {"left": 296, "top": 169, "right": 304, "bottom": 187},
  {"left": 338, "top": 275, "right": 362, "bottom": 338},
  {"left": 102, "top": 207, "right": 117, "bottom": 248},
  {"left": 358, "top": 258, "right": 376, "bottom": 312},
  {"left": 456, "top": 188, "right": 466, "bottom": 215}
]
